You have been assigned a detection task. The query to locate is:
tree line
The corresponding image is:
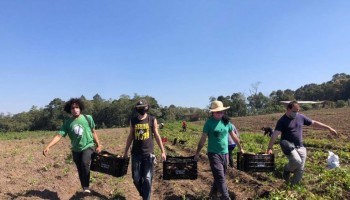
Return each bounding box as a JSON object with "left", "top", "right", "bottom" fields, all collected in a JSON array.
[{"left": 1, "top": 73, "right": 349, "bottom": 132}]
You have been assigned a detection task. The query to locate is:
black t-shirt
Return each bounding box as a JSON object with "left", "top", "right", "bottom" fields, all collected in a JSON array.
[{"left": 131, "top": 115, "right": 155, "bottom": 155}]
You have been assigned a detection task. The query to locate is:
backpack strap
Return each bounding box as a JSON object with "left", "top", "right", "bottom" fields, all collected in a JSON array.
[
  {"left": 83, "top": 114, "right": 92, "bottom": 129},
  {"left": 148, "top": 115, "right": 155, "bottom": 137}
]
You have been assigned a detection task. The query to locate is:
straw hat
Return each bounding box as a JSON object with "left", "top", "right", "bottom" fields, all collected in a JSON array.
[{"left": 209, "top": 101, "right": 230, "bottom": 112}]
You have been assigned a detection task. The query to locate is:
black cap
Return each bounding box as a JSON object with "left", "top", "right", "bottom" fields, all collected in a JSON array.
[{"left": 135, "top": 99, "right": 148, "bottom": 108}]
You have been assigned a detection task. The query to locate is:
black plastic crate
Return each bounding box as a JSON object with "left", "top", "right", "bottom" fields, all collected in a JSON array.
[
  {"left": 237, "top": 152, "right": 275, "bottom": 172},
  {"left": 163, "top": 156, "right": 197, "bottom": 180},
  {"left": 90, "top": 150, "right": 129, "bottom": 177}
]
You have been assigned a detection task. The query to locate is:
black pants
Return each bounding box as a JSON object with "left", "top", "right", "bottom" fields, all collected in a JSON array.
[
  {"left": 72, "top": 148, "right": 94, "bottom": 188},
  {"left": 228, "top": 146, "right": 236, "bottom": 168}
]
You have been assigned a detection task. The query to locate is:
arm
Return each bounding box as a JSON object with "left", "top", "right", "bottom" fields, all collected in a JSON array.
[
  {"left": 92, "top": 129, "right": 102, "bottom": 153},
  {"left": 311, "top": 120, "right": 337, "bottom": 135},
  {"left": 233, "top": 126, "right": 240, "bottom": 137},
  {"left": 229, "top": 131, "right": 244, "bottom": 153},
  {"left": 153, "top": 118, "right": 166, "bottom": 161},
  {"left": 266, "top": 130, "right": 281, "bottom": 154},
  {"left": 43, "top": 134, "right": 62, "bottom": 156},
  {"left": 123, "top": 121, "right": 134, "bottom": 159},
  {"left": 194, "top": 133, "right": 208, "bottom": 161}
]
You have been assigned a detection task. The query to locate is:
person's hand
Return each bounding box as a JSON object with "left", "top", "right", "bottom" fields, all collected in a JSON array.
[
  {"left": 240, "top": 148, "right": 245, "bottom": 154},
  {"left": 123, "top": 151, "right": 128, "bottom": 159},
  {"left": 43, "top": 148, "right": 49, "bottom": 157},
  {"left": 161, "top": 152, "right": 166, "bottom": 162},
  {"left": 194, "top": 153, "right": 200, "bottom": 161},
  {"left": 329, "top": 128, "right": 337, "bottom": 136},
  {"left": 266, "top": 148, "right": 273, "bottom": 154},
  {"left": 96, "top": 145, "right": 102, "bottom": 153}
]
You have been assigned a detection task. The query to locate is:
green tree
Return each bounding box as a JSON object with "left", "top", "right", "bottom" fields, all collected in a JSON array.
[
  {"left": 229, "top": 93, "right": 247, "bottom": 117},
  {"left": 46, "top": 98, "right": 65, "bottom": 130},
  {"left": 247, "top": 92, "right": 270, "bottom": 115}
]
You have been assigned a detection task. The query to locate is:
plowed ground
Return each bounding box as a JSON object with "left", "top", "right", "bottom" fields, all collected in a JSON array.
[{"left": 1, "top": 107, "right": 349, "bottom": 200}]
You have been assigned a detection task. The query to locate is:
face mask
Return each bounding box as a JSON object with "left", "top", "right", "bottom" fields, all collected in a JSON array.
[
  {"left": 289, "top": 112, "right": 297, "bottom": 119},
  {"left": 137, "top": 109, "right": 146, "bottom": 115}
]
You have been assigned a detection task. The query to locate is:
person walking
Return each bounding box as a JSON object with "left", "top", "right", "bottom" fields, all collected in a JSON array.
[
  {"left": 267, "top": 101, "right": 337, "bottom": 185},
  {"left": 194, "top": 100, "right": 244, "bottom": 200},
  {"left": 262, "top": 127, "right": 273, "bottom": 137},
  {"left": 43, "top": 98, "right": 102, "bottom": 193},
  {"left": 182, "top": 120, "right": 187, "bottom": 132},
  {"left": 123, "top": 99, "right": 166, "bottom": 200},
  {"left": 228, "top": 125, "right": 239, "bottom": 168}
]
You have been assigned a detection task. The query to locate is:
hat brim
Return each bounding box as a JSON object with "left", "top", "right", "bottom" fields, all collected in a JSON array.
[
  {"left": 136, "top": 105, "right": 148, "bottom": 108},
  {"left": 209, "top": 106, "right": 230, "bottom": 112}
]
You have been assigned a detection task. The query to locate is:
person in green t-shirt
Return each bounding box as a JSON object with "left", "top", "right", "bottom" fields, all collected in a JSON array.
[
  {"left": 43, "top": 98, "right": 102, "bottom": 193},
  {"left": 194, "top": 100, "right": 244, "bottom": 200}
]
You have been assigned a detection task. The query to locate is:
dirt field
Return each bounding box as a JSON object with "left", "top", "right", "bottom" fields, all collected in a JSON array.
[
  {"left": 0, "top": 128, "right": 283, "bottom": 200},
  {"left": 1, "top": 107, "right": 349, "bottom": 200}
]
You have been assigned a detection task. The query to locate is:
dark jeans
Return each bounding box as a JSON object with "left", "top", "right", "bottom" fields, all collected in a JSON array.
[
  {"left": 132, "top": 154, "right": 155, "bottom": 200},
  {"left": 72, "top": 148, "right": 94, "bottom": 189},
  {"left": 208, "top": 152, "right": 230, "bottom": 199},
  {"left": 228, "top": 145, "right": 236, "bottom": 168}
]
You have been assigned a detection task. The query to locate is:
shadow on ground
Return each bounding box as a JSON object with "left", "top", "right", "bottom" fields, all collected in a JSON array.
[
  {"left": 6, "top": 189, "right": 59, "bottom": 200},
  {"left": 5, "top": 189, "right": 120, "bottom": 200}
]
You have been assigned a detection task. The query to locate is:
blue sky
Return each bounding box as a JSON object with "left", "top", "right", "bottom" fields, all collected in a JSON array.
[{"left": 1, "top": 1, "right": 350, "bottom": 114}]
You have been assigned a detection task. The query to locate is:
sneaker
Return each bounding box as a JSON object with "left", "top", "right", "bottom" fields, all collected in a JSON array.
[{"left": 83, "top": 187, "right": 91, "bottom": 193}]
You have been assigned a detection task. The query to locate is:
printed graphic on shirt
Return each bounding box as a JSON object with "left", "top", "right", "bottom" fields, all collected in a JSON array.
[
  {"left": 214, "top": 127, "right": 227, "bottom": 138},
  {"left": 73, "top": 124, "right": 84, "bottom": 137},
  {"left": 214, "top": 130, "right": 221, "bottom": 138},
  {"left": 134, "top": 123, "right": 150, "bottom": 140}
]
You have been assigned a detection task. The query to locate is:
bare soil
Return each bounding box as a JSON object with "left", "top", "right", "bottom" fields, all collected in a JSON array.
[
  {"left": 0, "top": 127, "right": 282, "bottom": 200},
  {"left": 1, "top": 107, "right": 349, "bottom": 200}
]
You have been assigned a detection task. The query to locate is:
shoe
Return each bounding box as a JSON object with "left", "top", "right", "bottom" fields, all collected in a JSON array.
[{"left": 83, "top": 187, "right": 91, "bottom": 193}]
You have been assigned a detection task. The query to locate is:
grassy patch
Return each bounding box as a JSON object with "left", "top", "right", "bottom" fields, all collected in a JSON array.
[
  {"left": 161, "top": 121, "right": 350, "bottom": 199},
  {"left": 0, "top": 131, "right": 55, "bottom": 140}
]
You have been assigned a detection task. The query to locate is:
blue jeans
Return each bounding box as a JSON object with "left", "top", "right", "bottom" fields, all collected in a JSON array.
[
  {"left": 132, "top": 154, "right": 155, "bottom": 200},
  {"left": 228, "top": 144, "right": 236, "bottom": 168}
]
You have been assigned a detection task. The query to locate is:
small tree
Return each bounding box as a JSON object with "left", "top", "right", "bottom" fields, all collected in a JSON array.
[{"left": 336, "top": 100, "right": 346, "bottom": 108}]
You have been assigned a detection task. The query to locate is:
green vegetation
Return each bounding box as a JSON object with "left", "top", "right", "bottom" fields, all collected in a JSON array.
[
  {"left": 0, "top": 130, "right": 54, "bottom": 140},
  {"left": 2, "top": 105, "right": 350, "bottom": 199},
  {"left": 1, "top": 73, "right": 350, "bottom": 132},
  {"left": 160, "top": 120, "right": 350, "bottom": 199}
]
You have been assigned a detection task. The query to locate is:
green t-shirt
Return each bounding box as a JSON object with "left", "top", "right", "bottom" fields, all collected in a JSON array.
[
  {"left": 203, "top": 117, "right": 233, "bottom": 154},
  {"left": 58, "top": 114, "right": 95, "bottom": 152}
]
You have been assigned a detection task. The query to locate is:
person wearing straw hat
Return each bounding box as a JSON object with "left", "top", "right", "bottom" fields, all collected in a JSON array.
[{"left": 194, "top": 100, "right": 244, "bottom": 200}]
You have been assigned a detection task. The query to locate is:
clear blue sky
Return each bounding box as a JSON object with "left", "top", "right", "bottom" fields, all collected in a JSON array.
[{"left": 1, "top": 1, "right": 350, "bottom": 114}]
